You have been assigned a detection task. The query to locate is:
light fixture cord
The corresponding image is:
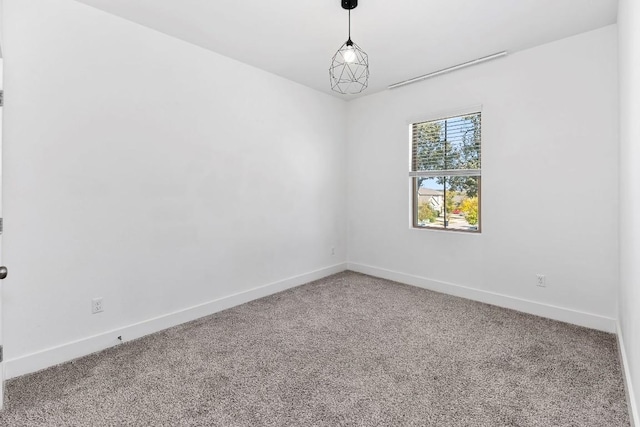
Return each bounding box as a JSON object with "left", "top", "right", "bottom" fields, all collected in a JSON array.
[{"left": 348, "top": 9, "right": 351, "bottom": 40}]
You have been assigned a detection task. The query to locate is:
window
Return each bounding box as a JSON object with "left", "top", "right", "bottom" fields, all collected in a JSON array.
[{"left": 410, "top": 111, "right": 481, "bottom": 232}]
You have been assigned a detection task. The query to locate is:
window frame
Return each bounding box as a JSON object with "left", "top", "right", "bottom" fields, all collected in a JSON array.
[{"left": 408, "top": 106, "right": 482, "bottom": 233}]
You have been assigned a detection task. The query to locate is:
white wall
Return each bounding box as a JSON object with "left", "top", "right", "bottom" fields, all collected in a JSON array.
[
  {"left": 618, "top": 0, "right": 640, "bottom": 421},
  {"left": 347, "top": 25, "right": 619, "bottom": 332},
  {"left": 1, "top": 0, "right": 347, "bottom": 377}
]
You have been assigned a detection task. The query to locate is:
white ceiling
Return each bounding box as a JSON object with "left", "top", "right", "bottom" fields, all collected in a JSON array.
[{"left": 73, "top": 0, "right": 618, "bottom": 99}]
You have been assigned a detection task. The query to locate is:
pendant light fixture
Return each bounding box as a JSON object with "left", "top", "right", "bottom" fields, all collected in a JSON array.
[{"left": 329, "top": 0, "right": 369, "bottom": 94}]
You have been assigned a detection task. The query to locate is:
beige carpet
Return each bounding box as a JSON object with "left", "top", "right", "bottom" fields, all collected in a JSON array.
[{"left": 0, "top": 271, "right": 630, "bottom": 426}]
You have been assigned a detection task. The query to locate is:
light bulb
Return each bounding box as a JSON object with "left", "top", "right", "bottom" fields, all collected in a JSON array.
[{"left": 342, "top": 46, "right": 357, "bottom": 63}]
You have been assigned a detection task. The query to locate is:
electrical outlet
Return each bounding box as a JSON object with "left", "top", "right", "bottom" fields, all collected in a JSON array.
[
  {"left": 92, "top": 297, "right": 104, "bottom": 314},
  {"left": 331, "top": 247, "right": 336, "bottom": 256},
  {"left": 536, "top": 274, "right": 546, "bottom": 287}
]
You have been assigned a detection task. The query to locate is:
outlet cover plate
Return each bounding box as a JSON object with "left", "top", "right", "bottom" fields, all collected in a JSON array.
[{"left": 92, "top": 297, "right": 104, "bottom": 314}]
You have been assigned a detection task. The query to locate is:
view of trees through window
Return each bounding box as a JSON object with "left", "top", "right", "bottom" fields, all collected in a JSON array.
[{"left": 411, "top": 112, "right": 481, "bottom": 232}]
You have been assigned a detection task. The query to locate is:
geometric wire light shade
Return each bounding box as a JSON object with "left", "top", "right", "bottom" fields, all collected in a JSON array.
[
  {"left": 329, "top": 0, "right": 369, "bottom": 94},
  {"left": 330, "top": 40, "right": 369, "bottom": 94}
]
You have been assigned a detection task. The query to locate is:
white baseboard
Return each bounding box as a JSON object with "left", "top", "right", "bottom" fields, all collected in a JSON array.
[
  {"left": 347, "top": 262, "right": 617, "bottom": 333},
  {"left": 617, "top": 322, "right": 639, "bottom": 427},
  {"left": 5, "top": 263, "right": 348, "bottom": 380}
]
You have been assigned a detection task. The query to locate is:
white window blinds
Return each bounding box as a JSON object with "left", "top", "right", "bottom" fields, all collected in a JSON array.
[{"left": 410, "top": 112, "right": 481, "bottom": 178}]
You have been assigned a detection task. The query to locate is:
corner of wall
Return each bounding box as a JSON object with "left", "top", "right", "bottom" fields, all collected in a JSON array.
[{"left": 617, "top": 322, "right": 640, "bottom": 426}]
